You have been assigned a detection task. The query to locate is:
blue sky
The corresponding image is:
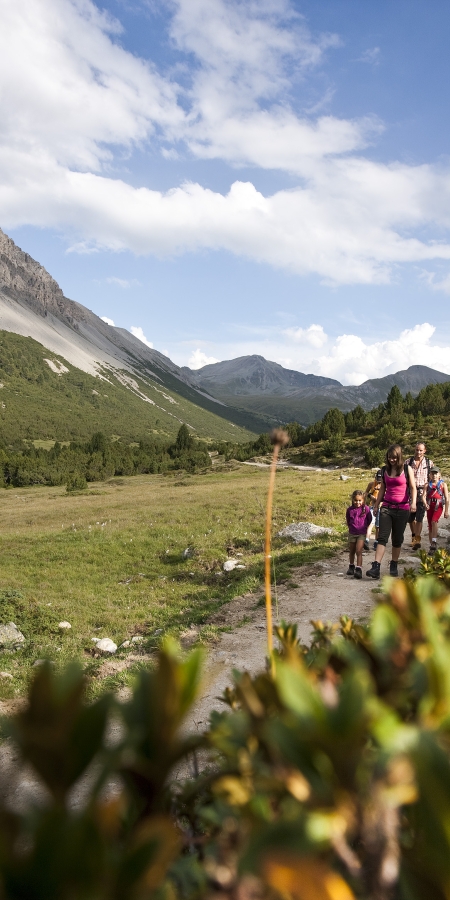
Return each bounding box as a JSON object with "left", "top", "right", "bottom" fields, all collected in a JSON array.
[{"left": 2, "top": 0, "right": 450, "bottom": 384}]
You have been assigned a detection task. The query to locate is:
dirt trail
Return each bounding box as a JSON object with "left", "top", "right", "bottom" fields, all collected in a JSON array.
[{"left": 186, "top": 541, "right": 426, "bottom": 731}]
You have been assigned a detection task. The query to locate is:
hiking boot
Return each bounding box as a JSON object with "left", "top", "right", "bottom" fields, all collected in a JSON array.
[
  {"left": 429, "top": 543, "right": 437, "bottom": 556},
  {"left": 373, "top": 540, "right": 378, "bottom": 550},
  {"left": 354, "top": 566, "right": 362, "bottom": 580},
  {"left": 346, "top": 564, "right": 355, "bottom": 576},
  {"left": 363, "top": 539, "right": 370, "bottom": 552},
  {"left": 412, "top": 537, "right": 421, "bottom": 550},
  {"left": 389, "top": 561, "right": 399, "bottom": 577},
  {"left": 366, "top": 561, "right": 381, "bottom": 579}
]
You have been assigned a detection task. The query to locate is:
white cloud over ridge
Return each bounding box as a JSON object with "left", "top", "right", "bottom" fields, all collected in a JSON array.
[
  {"left": 188, "top": 348, "right": 219, "bottom": 369},
  {"left": 130, "top": 326, "right": 153, "bottom": 348},
  {"left": 183, "top": 321, "right": 450, "bottom": 385},
  {"left": 2, "top": 0, "right": 450, "bottom": 287}
]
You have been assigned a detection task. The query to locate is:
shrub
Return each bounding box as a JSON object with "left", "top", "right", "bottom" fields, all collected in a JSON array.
[{"left": 66, "top": 473, "right": 88, "bottom": 492}]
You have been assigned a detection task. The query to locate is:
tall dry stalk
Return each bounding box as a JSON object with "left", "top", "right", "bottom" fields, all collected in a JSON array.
[{"left": 264, "top": 429, "right": 289, "bottom": 664}]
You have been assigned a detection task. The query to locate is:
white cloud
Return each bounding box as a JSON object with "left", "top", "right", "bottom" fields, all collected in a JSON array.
[
  {"left": 130, "top": 326, "right": 154, "bottom": 348},
  {"left": 314, "top": 322, "right": 450, "bottom": 384},
  {"left": 283, "top": 324, "right": 327, "bottom": 348},
  {"left": 2, "top": 0, "right": 450, "bottom": 288},
  {"left": 358, "top": 47, "right": 380, "bottom": 65},
  {"left": 105, "top": 276, "right": 141, "bottom": 288},
  {"left": 101, "top": 315, "right": 115, "bottom": 326},
  {"left": 188, "top": 349, "right": 219, "bottom": 369}
]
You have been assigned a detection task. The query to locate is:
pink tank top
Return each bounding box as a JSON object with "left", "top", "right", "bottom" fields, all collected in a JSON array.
[{"left": 383, "top": 470, "right": 410, "bottom": 509}]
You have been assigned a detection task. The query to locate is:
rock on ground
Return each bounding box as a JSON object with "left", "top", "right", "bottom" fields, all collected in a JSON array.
[
  {"left": 0, "top": 623, "right": 25, "bottom": 649},
  {"left": 278, "top": 522, "right": 334, "bottom": 543},
  {"left": 96, "top": 638, "right": 117, "bottom": 655}
]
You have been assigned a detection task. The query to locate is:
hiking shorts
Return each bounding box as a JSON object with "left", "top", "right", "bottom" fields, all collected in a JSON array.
[
  {"left": 378, "top": 506, "right": 410, "bottom": 549},
  {"left": 427, "top": 505, "right": 443, "bottom": 527},
  {"left": 347, "top": 532, "right": 366, "bottom": 548},
  {"left": 409, "top": 499, "right": 425, "bottom": 525}
]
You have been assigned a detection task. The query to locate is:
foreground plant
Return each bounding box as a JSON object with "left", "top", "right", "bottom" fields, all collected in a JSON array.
[{"left": 2, "top": 577, "right": 450, "bottom": 899}]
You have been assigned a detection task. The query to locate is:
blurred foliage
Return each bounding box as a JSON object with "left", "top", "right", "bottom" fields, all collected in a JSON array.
[{"left": 3, "top": 579, "right": 450, "bottom": 898}]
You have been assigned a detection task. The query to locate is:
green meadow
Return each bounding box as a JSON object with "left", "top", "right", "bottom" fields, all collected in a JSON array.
[{"left": 0, "top": 465, "right": 363, "bottom": 699}]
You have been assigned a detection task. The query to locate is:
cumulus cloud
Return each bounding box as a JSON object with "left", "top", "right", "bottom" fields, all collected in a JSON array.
[
  {"left": 2, "top": 0, "right": 450, "bottom": 287},
  {"left": 314, "top": 322, "right": 450, "bottom": 384},
  {"left": 101, "top": 315, "right": 115, "bottom": 326},
  {"left": 283, "top": 324, "right": 327, "bottom": 347},
  {"left": 188, "top": 348, "right": 220, "bottom": 369},
  {"left": 130, "top": 326, "right": 154, "bottom": 348}
]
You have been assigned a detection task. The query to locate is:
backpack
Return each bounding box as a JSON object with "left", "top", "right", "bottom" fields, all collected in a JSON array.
[{"left": 427, "top": 479, "right": 446, "bottom": 506}]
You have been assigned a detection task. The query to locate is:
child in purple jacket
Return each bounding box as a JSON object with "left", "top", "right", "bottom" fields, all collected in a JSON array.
[{"left": 346, "top": 490, "right": 373, "bottom": 580}]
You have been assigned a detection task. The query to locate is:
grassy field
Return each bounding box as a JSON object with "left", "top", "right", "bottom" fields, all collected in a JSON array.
[{"left": 0, "top": 464, "right": 366, "bottom": 699}]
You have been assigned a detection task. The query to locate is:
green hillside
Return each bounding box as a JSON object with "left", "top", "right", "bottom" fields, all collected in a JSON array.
[{"left": 0, "top": 332, "right": 258, "bottom": 444}]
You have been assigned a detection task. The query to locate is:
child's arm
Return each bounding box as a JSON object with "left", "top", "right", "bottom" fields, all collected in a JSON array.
[
  {"left": 346, "top": 508, "right": 351, "bottom": 527},
  {"left": 374, "top": 478, "right": 385, "bottom": 512}
]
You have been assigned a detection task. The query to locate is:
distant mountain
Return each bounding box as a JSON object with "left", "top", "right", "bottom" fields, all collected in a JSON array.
[
  {"left": 187, "top": 356, "right": 450, "bottom": 425},
  {"left": 0, "top": 228, "right": 269, "bottom": 440},
  {"left": 183, "top": 355, "right": 340, "bottom": 396}
]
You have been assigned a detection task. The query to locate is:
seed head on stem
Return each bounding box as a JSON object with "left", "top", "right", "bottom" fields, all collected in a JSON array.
[{"left": 265, "top": 429, "right": 289, "bottom": 670}]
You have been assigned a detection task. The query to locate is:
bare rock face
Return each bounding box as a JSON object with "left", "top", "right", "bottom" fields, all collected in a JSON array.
[
  {"left": 0, "top": 622, "right": 25, "bottom": 649},
  {"left": 0, "top": 228, "right": 82, "bottom": 328}
]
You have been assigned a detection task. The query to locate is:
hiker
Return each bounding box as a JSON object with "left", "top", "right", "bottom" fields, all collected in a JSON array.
[
  {"left": 425, "top": 466, "right": 449, "bottom": 554},
  {"left": 406, "top": 442, "right": 433, "bottom": 550},
  {"left": 364, "top": 469, "right": 382, "bottom": 550},
  {"left": 366, "top": 444, "right": 416, "bottom": 579},
  {"left": 346, "top": 490, "right": 373, "bottom": 580}
]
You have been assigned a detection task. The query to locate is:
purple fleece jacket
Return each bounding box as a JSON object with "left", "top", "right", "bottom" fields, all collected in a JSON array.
[{"left": 346, "top": 504, "right": 372, "bottom": 535}]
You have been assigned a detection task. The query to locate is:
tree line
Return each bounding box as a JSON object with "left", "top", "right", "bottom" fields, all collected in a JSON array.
[
  {"left": 0, "top": 425, "right": 211, "bottom": 488},
  {"left": 210, "top": 380, "right": 450, "bottom": 467}
]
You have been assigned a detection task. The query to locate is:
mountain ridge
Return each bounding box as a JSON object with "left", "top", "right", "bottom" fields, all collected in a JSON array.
[
  {"left": 187, "top": 356, "right": 450, "bottom": 425},
  {"left": 1, "top": 227, "right": 449, "bottom": 435},
  {"left": 0, "top": 228, "right": 269, "bottom": 437}
]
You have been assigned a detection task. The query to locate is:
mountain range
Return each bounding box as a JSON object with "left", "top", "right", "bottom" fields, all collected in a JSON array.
[
  {"left": 186, "top": 356, "right": 450, "bottom": 425},
  {"left": 0, "top": 226, "right": 449, "bottom": 441}
]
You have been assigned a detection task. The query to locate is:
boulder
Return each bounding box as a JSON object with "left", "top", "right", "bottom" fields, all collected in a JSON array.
[
  {"left": 0, "top": 622, "right": 25, "bottom": 649},
  {"left": 278, "top": 522, "right": 334, "bottom": 544},
  {"left": 223, "top": 559, "right": 238, "bottom": 572},
  {"left": 96, "top": 638, "right": 117, "bottom": 655}
]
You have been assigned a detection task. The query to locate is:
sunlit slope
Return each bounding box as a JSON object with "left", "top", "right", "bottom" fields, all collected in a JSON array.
[{"left": 0, "top": 332, "right": 260, "bottom": 443}]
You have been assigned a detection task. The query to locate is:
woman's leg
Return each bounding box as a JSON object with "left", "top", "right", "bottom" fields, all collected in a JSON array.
[
  {"left": 374, "top": 507, "right": 392, "bottom": 563},
  {"left": 391, "top": 509, "right": 410, "bottom": 560}
]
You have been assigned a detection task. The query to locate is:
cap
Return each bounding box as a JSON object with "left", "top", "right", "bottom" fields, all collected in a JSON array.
[{"left": 430, "top": 466, "right": 440, "bottom": 474}]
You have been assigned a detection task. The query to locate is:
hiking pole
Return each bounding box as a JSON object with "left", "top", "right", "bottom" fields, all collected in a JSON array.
[{"left": 265, "top": 429, "right": 289, "bottom": 671}]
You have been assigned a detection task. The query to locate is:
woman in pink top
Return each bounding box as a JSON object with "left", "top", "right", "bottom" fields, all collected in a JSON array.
[{"left": 366, "top": 444, "right": 416, "bottom": 580}]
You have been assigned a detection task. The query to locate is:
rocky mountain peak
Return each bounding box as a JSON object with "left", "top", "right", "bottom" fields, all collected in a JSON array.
[{"left": 0, "top": 228, "right": 83, "bottom": 328}]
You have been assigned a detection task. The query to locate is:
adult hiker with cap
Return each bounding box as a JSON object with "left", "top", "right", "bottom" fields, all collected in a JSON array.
[
  {"left": 406, "top": 441, "right": 433, "bottom": 550},
  {"left": 367, "top": 444, "right": 416, "bottom": 580}
]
